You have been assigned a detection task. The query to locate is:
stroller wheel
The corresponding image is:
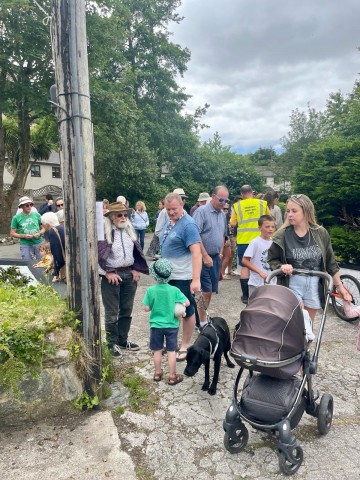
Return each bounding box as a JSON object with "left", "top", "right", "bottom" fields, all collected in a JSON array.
[
  {"left": 279, "top": 446, "right": 303, "bottom": 475},
  {"left": 317, "top": 393, "right": 333, "bottom": 435},
  {"left": 223, "top": 424, "right": 249, "bottom": 454}
]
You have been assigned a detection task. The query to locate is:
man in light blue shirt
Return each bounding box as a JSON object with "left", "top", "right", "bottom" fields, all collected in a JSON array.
[
  {"left": 160, "top": 192, "right": 202, "bottom": 361},
  {"left": 193, "top": 185, "right": 228, "bottom": 326}
]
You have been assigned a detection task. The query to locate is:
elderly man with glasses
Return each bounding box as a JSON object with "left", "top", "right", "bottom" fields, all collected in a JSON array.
[
  {"left": 193, "top": 185, "right": 229, "bottom": 327},
  {"left": 10, "top": 196, "right": 45, "bottom": 260},
  {"left": 98, "top": 201, "right": 149, "bottom": 356}
]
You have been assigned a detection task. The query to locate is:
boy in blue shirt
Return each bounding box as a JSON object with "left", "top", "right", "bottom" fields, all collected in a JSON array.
[{"left": 143, "top": 258, "right": 189, "bottom": 385}]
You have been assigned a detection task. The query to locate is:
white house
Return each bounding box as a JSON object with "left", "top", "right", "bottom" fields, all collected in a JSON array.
[
  {"left": 254, "top": 166, "right": 291, "bottom": 193},
  {"left": 3, "top": 151, "right": 63, "bottom": 206}
]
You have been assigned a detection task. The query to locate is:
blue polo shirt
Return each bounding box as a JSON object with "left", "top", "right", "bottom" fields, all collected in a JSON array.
[
  {"left": 193, "top": 203, "right": 227, "bottom": 255},
  {"left": 160, "top": 214, "right": 200, "bottom": 280}
]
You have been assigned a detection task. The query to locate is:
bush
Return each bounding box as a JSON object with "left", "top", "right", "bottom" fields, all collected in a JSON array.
[{"left": 329, "top": 226, "right": 360, "bottom": 264}]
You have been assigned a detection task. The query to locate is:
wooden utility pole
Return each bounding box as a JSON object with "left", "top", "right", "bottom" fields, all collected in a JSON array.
[{"left": 50, "top": 0, "right": 101, "bottom": 379}]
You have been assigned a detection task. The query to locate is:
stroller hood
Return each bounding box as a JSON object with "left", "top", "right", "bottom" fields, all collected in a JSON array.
[{"left": 232, "top": 284, "right": 306, "bottom": 364}]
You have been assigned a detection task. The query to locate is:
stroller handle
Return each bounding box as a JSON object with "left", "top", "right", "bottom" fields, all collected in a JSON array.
[{"left": 265, "top": 268, "right": 333, "bottom": 291}]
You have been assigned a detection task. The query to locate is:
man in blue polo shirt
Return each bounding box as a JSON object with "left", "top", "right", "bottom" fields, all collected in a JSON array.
[
  {"left": 160, "top": 192, "right": 202, "bottom": 362},
  {"left": 193, "top": 185, "right": 228, "bottom": 327}
]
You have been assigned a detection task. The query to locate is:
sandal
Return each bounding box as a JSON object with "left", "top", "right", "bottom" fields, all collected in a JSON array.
[
  {"left": 176, "top": 350, "right": 187, "bottom": 362},
  {"left": 153, "top": 370, "right": 164, "bottom": 382},
  {"left": 168, "top": 374, "right": 184, "bottom": 386}
]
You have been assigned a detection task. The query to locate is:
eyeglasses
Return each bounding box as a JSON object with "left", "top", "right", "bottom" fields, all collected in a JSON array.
[
  {"left": 116, "top": 213, "right": 128, "bottom": 218},
  {"left": 56, "top": 203, "right": 63, "bottom": 207},
  {"left": 291, "top": 194, "right": 302, "bottom": 199},
  {"left": 215, "top": 195, "right": 230, "bottom": 203},
  {"left": 22, "top": 203, "right": 33, "bottom": 207}
]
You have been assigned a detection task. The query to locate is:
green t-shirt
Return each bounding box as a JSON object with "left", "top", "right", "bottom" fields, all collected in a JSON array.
[
  {"left": 10, "top": 212, "right": 43, "bottom": 245},
  {"left": 142, "top": 283, "right": 188, "bottom": 329}
]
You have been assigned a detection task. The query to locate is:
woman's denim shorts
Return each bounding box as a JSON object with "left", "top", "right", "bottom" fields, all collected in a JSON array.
[{"left": 289, "top": 274, "right": 321, "bottom": 309}]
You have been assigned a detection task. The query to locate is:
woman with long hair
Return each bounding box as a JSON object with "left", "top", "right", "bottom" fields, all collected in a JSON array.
[
  {"left": 132, "top": 201, "right": 149, "bottom": 250},
  {"left": 268, "top": 194, "right": 351, "bottom": 320}
]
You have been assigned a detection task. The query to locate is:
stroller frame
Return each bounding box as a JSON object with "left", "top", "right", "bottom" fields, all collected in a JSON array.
[{"left": 223, "top": 269, "right": 334, "bottom": 475}]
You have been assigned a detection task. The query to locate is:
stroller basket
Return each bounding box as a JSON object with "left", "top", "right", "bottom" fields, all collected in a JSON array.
[{"left": 231, "top": 284, "right": 307, "bottom": 379}]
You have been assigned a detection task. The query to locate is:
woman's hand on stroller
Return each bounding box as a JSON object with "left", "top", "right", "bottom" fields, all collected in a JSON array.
[
  {"left": 336, "top": 283, "right": 352, "bottom": 302},
  {"left": 280, "top": 264, "right": 293, "bottom": 276}
]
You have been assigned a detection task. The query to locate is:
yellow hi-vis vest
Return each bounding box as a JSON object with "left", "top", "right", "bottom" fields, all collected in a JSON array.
[{"left": 234, "top": 199, "right": 268, "bottom": 244}]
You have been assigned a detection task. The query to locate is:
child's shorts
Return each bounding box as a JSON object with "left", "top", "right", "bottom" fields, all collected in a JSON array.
[
  {"left": 289, "top": 274, "right": 321, "bottom": 310},
  {"left": 150, "top": 327, "right": 178, "bottom": 352}
]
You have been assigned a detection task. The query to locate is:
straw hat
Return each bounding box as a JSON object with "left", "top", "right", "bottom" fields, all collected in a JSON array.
[
  {"left": 197, "top": 192, "right": 211, "bottom": 202},
  {"left": 104, "top": 201, "right": 131, "bottom": 217},
  {"left": 173, "top": 188, "right": 188, "bottom": 198}
]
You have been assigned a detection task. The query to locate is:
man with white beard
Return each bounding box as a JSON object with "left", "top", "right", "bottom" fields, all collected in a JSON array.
[{"left": 98, "top": 201, "right": 149, "bottom": 356}]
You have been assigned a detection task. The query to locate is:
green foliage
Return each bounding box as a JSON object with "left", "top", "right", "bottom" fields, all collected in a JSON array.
[
  {"left": 73, "top": 391, "right": 99, "bottom": 411},
  {"left": 293, "top": 137, "right": 360, "bottom": 227},
  {"left": 0, "top": 266, "right": 30, "bottom": 287},
  {"left": 328, "top": 226, "right": 360, "bottom": 264},
  {"left": 0, "top": 269, "right": 84, "bottom": 393},
  {"left": 114, "top": 405, "right": 125, "bottom": 415}
]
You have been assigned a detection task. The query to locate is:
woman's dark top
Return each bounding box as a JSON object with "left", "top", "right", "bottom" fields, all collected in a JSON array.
[{"left": 48, "top": 225, "right": 65, "bottom": 275}]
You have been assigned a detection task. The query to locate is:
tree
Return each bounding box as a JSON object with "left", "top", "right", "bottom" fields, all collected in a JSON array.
[{"left": 0, "top": 0, "right": 55, "bottom": 232}]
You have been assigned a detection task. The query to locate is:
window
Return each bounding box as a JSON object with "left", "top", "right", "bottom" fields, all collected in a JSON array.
[
  {"left": 31, "top": 165, "right": 41, "bottom": 177},
  {"left": 52, "top": 166, "right": 61, "bottom": 178}
]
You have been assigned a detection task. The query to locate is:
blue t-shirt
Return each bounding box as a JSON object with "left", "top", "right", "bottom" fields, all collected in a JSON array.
[
  {"left": 159, "top": 214, "right": 200, "bottom": 280},
  {"left": 142, "top": 283, "right": 188, "bottom": 328}
]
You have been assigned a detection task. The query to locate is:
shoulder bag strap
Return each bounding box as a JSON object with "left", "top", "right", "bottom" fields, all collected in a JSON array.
[{"left": 52, "top": 227, "right": 66, "bottom": 260}]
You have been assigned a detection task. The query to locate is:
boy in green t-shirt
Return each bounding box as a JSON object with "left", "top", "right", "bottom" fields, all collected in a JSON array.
[{"left": 143, "top": 258, "right": 189, "bottom": 386}]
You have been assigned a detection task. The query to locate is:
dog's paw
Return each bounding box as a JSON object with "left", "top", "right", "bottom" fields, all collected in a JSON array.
[
  {"left": 201, "top": 383, "right": 209, "bottom": 391},
  {"left": 208, "top": 385, "right": 217, "bottom": 395}
]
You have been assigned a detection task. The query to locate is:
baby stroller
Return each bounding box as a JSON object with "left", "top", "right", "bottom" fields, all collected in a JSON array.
[{"left": 223, "top": 269, "right": 334, "bottom": 475}]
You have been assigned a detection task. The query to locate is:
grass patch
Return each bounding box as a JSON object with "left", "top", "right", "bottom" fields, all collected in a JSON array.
[
  {"left": 114, "top": 405, "right": 125, "bottom": 415},
  {"left": 121, "top": 366, "right": 159, "bottom": 414},
  {"left": 136, "top": 465, "right": 154, "bottom": 480}
]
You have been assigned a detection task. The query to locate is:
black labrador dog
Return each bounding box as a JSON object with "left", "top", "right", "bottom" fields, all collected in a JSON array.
[{"left": 184, "top": 317, "right": 235, "bottom": 395}]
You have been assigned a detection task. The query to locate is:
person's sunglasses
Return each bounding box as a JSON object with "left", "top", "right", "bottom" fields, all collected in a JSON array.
[
  {"left": 56, "top": 203, "right": 64, "bottom": 207},
  {"left": 290, "top": 194, "right": 302, "bottom": 199},
  {"left": 215, "top": 195, "right": 230, "bottom": 203},
  {"left": 23, "top": 203, "right": 33, "bottom": 207},
  {"left": 116, "top": 213, "right": 128, "bottom": 218}
]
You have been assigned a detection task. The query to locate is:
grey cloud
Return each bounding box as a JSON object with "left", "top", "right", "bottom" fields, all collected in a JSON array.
[{"left": 172, "top": 0, "right": 360, "bottom": 149}]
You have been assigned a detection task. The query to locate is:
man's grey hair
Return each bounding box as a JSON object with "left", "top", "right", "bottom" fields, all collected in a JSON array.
[
  {"left": 164, "top": 192, "right": 182, "bottom": 204},
  {"left": 212, "top": 185, "right": 228, "bottom": 195}
]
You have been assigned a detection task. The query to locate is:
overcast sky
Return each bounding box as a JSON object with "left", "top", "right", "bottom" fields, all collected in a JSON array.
[{"left": 170, "top": 0, "right": 360, "bottom": 153}]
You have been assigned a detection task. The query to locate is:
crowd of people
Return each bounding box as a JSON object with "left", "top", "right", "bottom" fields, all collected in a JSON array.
[{"left": 10, "top": 186, "right": 358, "bottom": 383}]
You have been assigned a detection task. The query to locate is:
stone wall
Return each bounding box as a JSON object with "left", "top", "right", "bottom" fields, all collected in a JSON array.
[{"left": 0, "top": 328, "right": 84, "bottom": 426}]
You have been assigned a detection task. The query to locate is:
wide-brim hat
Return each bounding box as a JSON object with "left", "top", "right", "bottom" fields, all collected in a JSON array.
[
  {"left": 104, "top": 201, "right": 131, "bottom": 217},
  {"left": 18, "top": 196, "right": 33, "bottom": 207},
  {"left": 150, "top": 258, "right": 173, "bottom": 283},
  {"left": 197, "top": 192, "right": 211, "bottom": 202},
  {"left": 173, "top": 188, "right": 188, "bottom": 198}
]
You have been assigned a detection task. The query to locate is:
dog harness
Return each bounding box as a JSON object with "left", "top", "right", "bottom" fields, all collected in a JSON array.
[{"left": 202, "top": 322, "right": 220, "bottom": 359}]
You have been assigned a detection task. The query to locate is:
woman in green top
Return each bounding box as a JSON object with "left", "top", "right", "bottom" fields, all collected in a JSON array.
[
  {"left": 10, "top": 196, "right": 44, "bottom": 261},
  {"left": 268, "top": 194, "right": 351, "bottom": 320}
]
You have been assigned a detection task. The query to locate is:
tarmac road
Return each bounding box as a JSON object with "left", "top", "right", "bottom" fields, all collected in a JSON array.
[{"left": 0, "top": 238, "right": 359, "bottom": 479}]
